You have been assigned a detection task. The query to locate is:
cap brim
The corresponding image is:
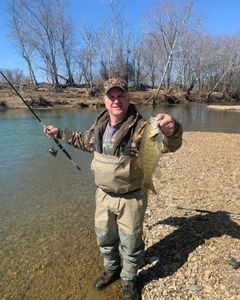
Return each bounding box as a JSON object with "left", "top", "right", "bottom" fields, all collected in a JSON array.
[{"left": 105, "top": 86, "right": 126, "bottom": 94}]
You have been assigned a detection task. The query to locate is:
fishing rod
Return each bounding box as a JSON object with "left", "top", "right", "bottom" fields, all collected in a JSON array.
[
  {"left": 174, "top": 205, "right": 240, "bottom": 219},
  {"left": 0, "top": 70, "right": 81, "bottom": 171}
]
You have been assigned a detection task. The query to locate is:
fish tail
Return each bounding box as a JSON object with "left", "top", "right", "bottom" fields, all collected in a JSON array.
[
  {"left": 141, "top": 181, "right": 156, "bottom": 194},
  {"left": 149, "top": 182, "right": 156, "bottom": 194}
]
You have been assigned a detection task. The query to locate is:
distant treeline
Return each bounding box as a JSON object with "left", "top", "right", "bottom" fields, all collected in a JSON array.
[{"left": 2, "top": 0, "right": 240, "bottom": 99}]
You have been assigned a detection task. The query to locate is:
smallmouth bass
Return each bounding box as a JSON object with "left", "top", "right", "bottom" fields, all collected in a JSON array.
[{"left": 137, "top": 117, "right": 163, "bottom": 194}]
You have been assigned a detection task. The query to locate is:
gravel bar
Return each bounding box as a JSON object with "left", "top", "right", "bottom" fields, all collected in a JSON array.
[{"left": 139, "top": 132, "right": 240, "bottom": 300}]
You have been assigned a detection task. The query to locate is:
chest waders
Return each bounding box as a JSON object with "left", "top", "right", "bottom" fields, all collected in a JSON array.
[
  {"left": 91, "top": 152, "right": 142, "bottom": 194},
  {"left": 92, "top": 133, "right": 147, "bottom": 281}
]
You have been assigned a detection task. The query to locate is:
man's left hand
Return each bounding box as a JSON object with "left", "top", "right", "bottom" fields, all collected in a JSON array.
[{"left": 156, "top": 113, "right": 175, "bottom": 137}]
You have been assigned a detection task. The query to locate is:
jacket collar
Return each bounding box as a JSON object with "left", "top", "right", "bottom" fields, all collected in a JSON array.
[{"left": 94, "top": 103, "right": 142, "bottom": 154}]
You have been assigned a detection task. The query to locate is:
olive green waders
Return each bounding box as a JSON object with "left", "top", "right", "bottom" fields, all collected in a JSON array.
[
  {"left": 95, "top": 188, "right": 147, "bottom": 281},
  {"left": 91, "top": 151, "right": 147, "bottom": 281}
]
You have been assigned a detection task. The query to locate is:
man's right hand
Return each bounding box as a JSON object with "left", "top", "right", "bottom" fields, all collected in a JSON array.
[{"left": 44, "top": 125, "right": 59, "bottom": 138}]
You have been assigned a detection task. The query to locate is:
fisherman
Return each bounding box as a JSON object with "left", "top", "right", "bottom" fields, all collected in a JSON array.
[{"left": 44, "top": 77, "right": 183, "bottom": 300}]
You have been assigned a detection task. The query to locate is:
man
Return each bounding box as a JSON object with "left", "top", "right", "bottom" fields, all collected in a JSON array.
[{"left": 44, "top": 77, "right": 183, "bottom": 300}]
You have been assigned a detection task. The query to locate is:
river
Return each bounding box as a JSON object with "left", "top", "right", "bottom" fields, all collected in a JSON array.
[{"left": 0, "top": 103, "right": 239, "bottom": 299}]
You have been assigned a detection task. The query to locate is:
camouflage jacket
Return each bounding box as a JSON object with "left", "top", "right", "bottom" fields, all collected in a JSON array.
[{"left": 57, "top": 103, "right": 183, "bottom": 156}]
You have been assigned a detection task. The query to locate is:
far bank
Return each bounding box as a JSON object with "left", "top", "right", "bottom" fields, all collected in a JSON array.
[{"left": 1, "top": 84, "right": 240, "bottom": 110}]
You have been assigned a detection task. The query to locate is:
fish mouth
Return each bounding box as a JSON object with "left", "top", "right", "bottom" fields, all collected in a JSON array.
[
  {"left": 149, "top": 134, "right": 158, "bottom": 140},
  {"left": 149, "top": 129, "right": 161, "bottom": 139}
]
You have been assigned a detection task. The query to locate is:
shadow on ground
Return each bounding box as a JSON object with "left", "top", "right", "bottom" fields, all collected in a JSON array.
[{"left": 137, "top": 211, "right": 240, "bottom": 296}]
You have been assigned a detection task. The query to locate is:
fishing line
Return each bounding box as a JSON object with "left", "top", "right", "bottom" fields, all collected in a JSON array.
[{"left": 0, "top": 70, "right": 81, "bottom": 171}]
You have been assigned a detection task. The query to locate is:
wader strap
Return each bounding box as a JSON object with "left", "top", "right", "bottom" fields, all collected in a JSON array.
[{"left": 122, "top": 126, "right": 134, "bottom": 155}]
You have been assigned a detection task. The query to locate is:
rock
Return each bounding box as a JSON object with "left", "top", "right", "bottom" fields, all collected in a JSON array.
[{"left": 189, "top": 284, "right": 203, "bottom": 292}]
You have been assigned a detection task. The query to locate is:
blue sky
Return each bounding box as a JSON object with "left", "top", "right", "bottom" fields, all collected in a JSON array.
[{"left": 0, "top": 0, "right": 240, "bottom": 74}]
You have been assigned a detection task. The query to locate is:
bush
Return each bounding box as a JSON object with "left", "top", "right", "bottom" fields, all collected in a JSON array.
[
  {"left": 28, "top": 95, "right": 53, "bottom": 107},
  {"left": 0, "top": 101, "right": 8, "bottom": 109}
]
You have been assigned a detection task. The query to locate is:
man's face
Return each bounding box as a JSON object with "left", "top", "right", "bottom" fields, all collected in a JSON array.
[{"left": 104, "top": 87, "right": 130, "bottom": 121}]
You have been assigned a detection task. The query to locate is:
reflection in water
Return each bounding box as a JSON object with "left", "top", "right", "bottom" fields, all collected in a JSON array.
[
  {"left": 140, "top": 103, "right": 240, "bottom": 133},
  {"left": 0, "top": 104, "right": 239, "bottom": 299}
]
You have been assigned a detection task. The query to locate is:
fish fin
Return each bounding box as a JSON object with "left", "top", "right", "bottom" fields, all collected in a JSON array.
[
  {"left": 149, "top": 182, "right": 157, "bottom": 194},
  {"left": 154, "top": 165, "right": 161, "bottom": 179},
  {"left": 141, "top": 181, "right": 156, "bottom": 195},
  {"left": 136, "top": 156, "right": 142, "bottom": 169}
]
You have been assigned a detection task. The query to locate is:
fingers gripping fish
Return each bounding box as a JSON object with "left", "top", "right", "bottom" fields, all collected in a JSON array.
[{"left": 137, "top": 117, "right": 163, "bottom": 194}]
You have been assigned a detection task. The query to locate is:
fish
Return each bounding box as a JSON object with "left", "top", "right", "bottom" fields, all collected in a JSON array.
[{"left": 137, "top": 117, "right": 163, "bottom": 194}]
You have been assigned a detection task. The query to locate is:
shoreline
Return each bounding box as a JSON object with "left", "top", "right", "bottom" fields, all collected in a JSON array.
[
  {"left": 1, "top": 85, "right": 240, "bottom": 110},
  {"left": 2, "top": 101, "right": 240, "bottom": 112},
  {"left": 207, "top": 105, "right": 240, "bottom": 111}
]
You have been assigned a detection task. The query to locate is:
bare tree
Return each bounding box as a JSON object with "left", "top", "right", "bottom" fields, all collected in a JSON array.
[
  {"left": 0, "top": 68, "right": 29, "bottom": 84},
  {"left": 141, "top": 34, "right": 161, "bottom": 88},
  {"left": 204, "top": 36, "right": 240, "bottom": 100},
  {"left": 9, "top": 0, "right": 38, "bottom": 85},
  {"left": 16, "top": 0, "right": 60, "bottom": 84},
  {"left": 6, "top": 0, "right": 240, "bottom": 99},
  {"left": 9, "top": 0, "right": 76, "bottom": 85},
  {"left": 78, "top": 22, "right": 98, "bottom": 89},
  {"left": 129, "top": 37, "right": 150, "bottom": 89},
  {"left": 144, "top": 0, "right": 195, "bottom": 103},
  {"left": 225, "top": 34, "right": 240, "bottom": 97},
  {"left": 96, "top": 0, "right": 131, "bottom": 81},
  {"left": 55, "top": 0, "right": 75, "bottom": 85}
]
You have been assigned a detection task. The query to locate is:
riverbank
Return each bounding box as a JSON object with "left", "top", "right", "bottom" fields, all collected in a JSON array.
[
  {"left": 0, "top": 84, "right": 200, "bottom": 109},
  {"left": 139, "top": 131, "right": 240, "bottom": 300},
  {"left": 0, "top": 85, "right": 157, "bottom": 109},
  {"left": 1, "top": 84, "right": 240, "bottom": 110}
]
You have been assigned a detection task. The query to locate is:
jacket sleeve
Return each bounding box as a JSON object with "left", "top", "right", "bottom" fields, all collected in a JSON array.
[
  {"left": 162, "top": 120, "right": 183, "bottom": 153},
  {"left": 57, "top": 127, "right": 95, "bottom": 152}
]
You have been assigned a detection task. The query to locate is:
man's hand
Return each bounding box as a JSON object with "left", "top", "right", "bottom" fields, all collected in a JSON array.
[
  {"left": 44, "top": 125, "right": 59, "bottom": 138},
  {"left": 156, "top": 113, "right": 175, "bottom": 137}
]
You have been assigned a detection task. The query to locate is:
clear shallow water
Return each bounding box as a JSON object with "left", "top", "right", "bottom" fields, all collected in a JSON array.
[{"left": 0, "top": 104, "right": 239, "bottom": 299}]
